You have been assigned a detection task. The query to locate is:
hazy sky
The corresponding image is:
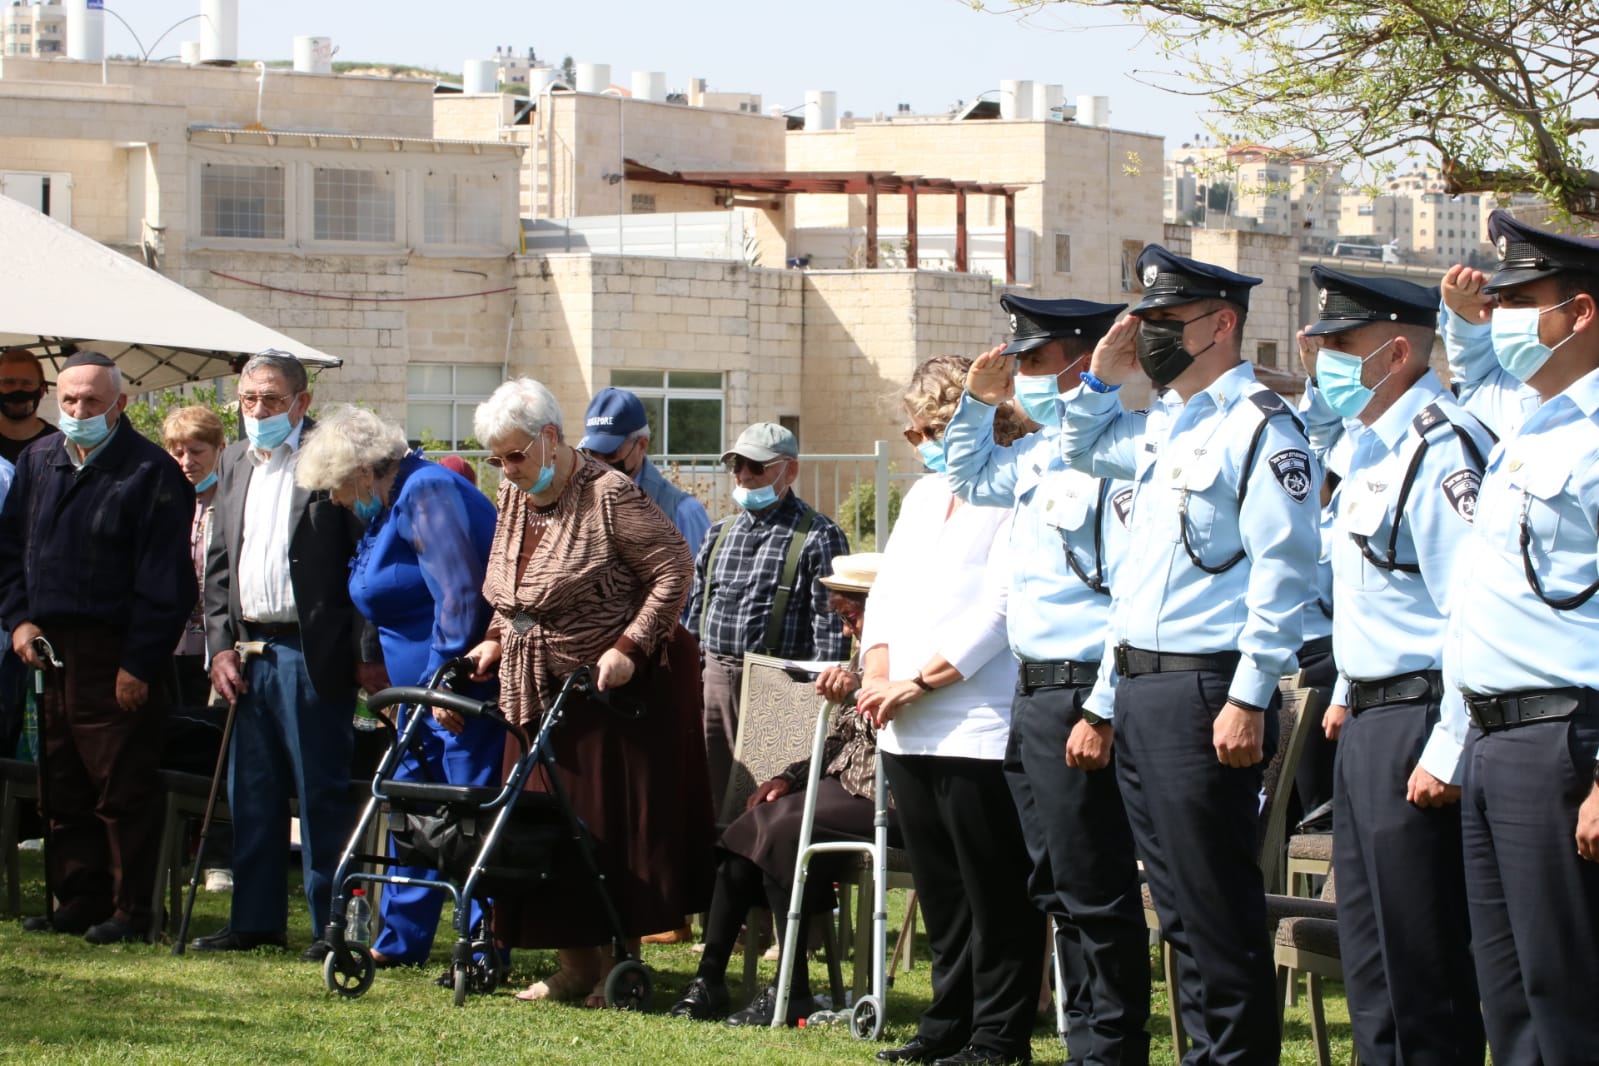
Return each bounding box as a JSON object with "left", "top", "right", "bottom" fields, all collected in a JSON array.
[{"left": 117, "top": 0, "right": 1216, "bottom": 147}]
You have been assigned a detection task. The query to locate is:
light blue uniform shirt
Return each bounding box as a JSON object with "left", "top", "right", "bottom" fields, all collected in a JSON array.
[
  {"left": 1444, "top": 365, "right": 1599, "bottom": 762},
  {"left": 942, "top": 392, "right": 1130, "bottom": 667},
  {"left": 1058, "top": 361, "right": 1322, "bottom": 711},
  {"left": 1295, "top": 380, "right": 1349, "bottom": 645},
  {"left": 1441, "top": 302, "right": 1540, "bottom": 440},
  {"left": 0, "top": 457, "right": 12, "bottom": 511},
  {"left": 1329, "top": 375, "right": 1494, "bottom": 783}
]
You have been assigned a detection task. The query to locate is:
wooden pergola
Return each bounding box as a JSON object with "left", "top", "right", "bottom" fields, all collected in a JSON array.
[{"left": 623, "top": 160, "right": 1024, "bottom": 282}]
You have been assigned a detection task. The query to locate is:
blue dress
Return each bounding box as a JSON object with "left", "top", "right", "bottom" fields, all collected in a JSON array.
[{"left": 348, "top": 453, "right": 502, "bottom": 964}]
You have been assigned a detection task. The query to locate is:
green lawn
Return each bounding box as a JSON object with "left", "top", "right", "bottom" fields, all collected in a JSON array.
[{"left": 0, "top": 851, "right": 1354, "bottom": 1064}]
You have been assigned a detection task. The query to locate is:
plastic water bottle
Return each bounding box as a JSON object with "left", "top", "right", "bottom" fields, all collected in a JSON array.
[
  {"left": 801, "top": 1009, "right": 844, "bottom": 1029},
  {"left": 345, "top": 888, "right": 371, "bottom": 943}
]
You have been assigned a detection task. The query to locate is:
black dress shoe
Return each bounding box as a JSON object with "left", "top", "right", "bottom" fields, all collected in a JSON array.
[
  {"left": 190, "top": 926, "right": 288, "bottom": 952},
  {"left": 932, "top": 1046, "right": 1028, "bottom": 1066},
  {"left": 22, "top": 909, "right": 101, "bottom": 935},
  {"left": 668, "top": 976, "right": 731, "bottom": 1020},
  {"left": 878, "top": 1036, "right": 964, "bottom": 1064},
  {"left": 724, "top": 984, "right": 817, "bottom": 1028},
  {"left": 84, "top": 917, "right": 148, "bottom": 945},
  {"left": 301, "top": 940, "right": 333, "bottom": 963}
]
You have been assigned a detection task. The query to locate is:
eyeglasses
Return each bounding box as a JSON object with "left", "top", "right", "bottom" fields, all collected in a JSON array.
[
  {"left": 725, "top": 455, "right": 786, "bottom": 476},
  {"left": 485, "top": 437, "right": 539, "bottom": 468},
  {"left": 0, "top": 377, "right": 43, "bottom": 390},
  {"left": 237, "top": 391, "right": 293, "bottom": 412},
  {"left": 902, "top": 424, "right": 945, "bottom": 446}
]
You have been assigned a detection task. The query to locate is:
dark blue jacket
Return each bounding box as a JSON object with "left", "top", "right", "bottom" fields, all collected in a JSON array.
[{"left": 0, "top": 416, "right": 196, "bottom": 683}]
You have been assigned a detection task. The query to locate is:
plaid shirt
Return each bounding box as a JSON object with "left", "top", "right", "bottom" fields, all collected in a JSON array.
[{"left": 688, "top": 491, "right": 850, "bottom": 661}]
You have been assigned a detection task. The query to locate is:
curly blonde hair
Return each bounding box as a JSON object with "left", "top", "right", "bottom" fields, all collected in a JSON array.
[
  {"left": 903, "top": 355, "right": 1031, "bottom": 447},
  {"left": 295, "top": 405, "right": 409, "bottom": 492}
]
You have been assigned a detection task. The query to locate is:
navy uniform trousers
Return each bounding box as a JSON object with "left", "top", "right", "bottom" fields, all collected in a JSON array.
[
  {"left": 1003, "top": 678, "right": 1150, "bottom": 1065},
  {"left": 1291, "top": 636, "right": 1338, "bottom": 824},
  {"left": 1333, "top": 697, "right": 1483, "bottom": 1066},
  {"left": 1115, "top": 669, "right": 1280, "bottom": 1066},
  {"left": 1462, "top": 696, "right": 1599, "bottom": 1066},
  {"left": 883, "top": 751, "right": 1043, "bottom": 1062}
]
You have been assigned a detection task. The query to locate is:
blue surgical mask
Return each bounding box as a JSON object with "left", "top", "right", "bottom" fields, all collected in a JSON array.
[
  {"left": 1490, "top": 297, "right": 1577, "bottom": 382},
  {"left": 732, "top": 482, "right": 781, "bottom": 510},
  {"left": 520, "top": 436, "right": 557, "bottom": 496},
  {"left": 245, "top": 411, "right": 294, "bottom": 451},
  {"left": 917, "top": 439, "right": 947, "bottom": 473},
  {"left": 57, "top": 409, "right": 116, "bottom": 449},
  {"left": 1013, "top": 371, "right": 1063, "bottom": 427},
  {"left": 352, "top": 491, "right": 384, "bottom": 524},
  {"left": 1316, "top": 338, "right": 1396, "bottom": 419},
  {"left": 194, "top": 470, "right": 218, "bottom": 493}
]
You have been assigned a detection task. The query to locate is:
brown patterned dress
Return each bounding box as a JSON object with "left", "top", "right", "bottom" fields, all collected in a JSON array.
[{"left": 482, "top": 454, "right": 715, "bottom": 947}]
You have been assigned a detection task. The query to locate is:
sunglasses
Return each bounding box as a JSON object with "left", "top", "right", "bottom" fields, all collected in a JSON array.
[
  {"left": 725, "top": 455, "right": 787, "bottom": 476},
  {"left": 485, "top": 437, "right": 540, "bottom": 468},
  {"left": 902, "top": 423, "right": 945, "bottom": 446}
]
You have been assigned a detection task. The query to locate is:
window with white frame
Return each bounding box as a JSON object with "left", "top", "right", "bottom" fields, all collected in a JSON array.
[
  {"left": 423, "top": 170, "right": 502, "bottom": 246},
  {"left": 199, "top": 163, "right": 285, "bottom": 239},
  {"left": 609, "top": 369, "right": 724, "bottom": 457},
  {"left": 314, "top": 167, "right": 396, "bottom": 242},
  {"left": 406, "top": 362, "right": 504, "bottom": 449}
]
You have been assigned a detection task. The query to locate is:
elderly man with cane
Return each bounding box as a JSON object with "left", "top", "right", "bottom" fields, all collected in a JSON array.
[{"left": 0, "top": 350, "right": 196, "bottom": 944}]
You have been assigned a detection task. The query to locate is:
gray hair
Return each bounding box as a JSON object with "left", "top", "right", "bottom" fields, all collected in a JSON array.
[
  {"left": 294, "top": 404, "right": 409, "bottom": 492},
  {"left": 240, "top": 349, "right": 309, "bottom": 394},
  {"left": 474, "top": 377, "right": 564, "bottom": 446}
]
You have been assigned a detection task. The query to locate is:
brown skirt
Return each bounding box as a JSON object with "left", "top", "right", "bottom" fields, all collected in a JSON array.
[
  {"left": 718, "top": 776, "right": 895, "bottom": 914},
  {"left": 493, "top": 625, "right": 716, "bottom": 949}
]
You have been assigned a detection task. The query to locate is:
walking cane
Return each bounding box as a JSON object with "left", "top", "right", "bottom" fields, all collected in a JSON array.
[
  {"left": 29, "top": 636, "right": 63, "bottom": 923},
  {"left": 172, "top": 640, "right": 265, "bottom": 955}
]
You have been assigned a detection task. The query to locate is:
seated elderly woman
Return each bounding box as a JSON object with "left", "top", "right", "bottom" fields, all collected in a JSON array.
[
  {"left": 294, "top": 405, "right": 501, "bottom": 970},
  {"left": 669, "top": 552, "right": 895, "bottom": 1028},
  {"left": 464, "top": 377, "right": 714, "bottom": 1008}
]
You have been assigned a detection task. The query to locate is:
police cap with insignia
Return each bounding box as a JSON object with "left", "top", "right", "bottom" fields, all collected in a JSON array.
[
  {"left": 1132, "top": 245, "right": 1262, "bottom": 314},
  {"left": 998, "top": 294, "right": 1126, "bottom": 356},
  {"left": 1304, "top": 266, "right": 1439, "bottom": 336},
  {"left": 1483, "top": 209, "right": 1599, "bottom": 293}
]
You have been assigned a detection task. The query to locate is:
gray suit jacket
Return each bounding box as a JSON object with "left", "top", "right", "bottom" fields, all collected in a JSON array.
[{"left": 202, "top": 417, "right": 380, "bottom": 703}]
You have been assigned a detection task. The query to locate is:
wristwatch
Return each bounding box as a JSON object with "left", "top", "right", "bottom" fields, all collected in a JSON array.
[
  {"left": 912, "top": 672, "right": 935, "bottom": 693},
  {"left": 1082, "top": 710, "right": 1108, "bottom": 727}
]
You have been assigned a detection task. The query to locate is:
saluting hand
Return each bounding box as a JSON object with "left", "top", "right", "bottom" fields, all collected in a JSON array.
[
  {"left": 1441, "top": 264, "right": 1494, "bottom": 324},
  {"left": 1065, "top": 718, "right": 1113, "bottom": 770},
  {"left": 1576, "top": 784, "right": 1599, "bottom": 863},
  {"left": 1213, "top": 702, "right": 1265, "bottom": 767},
  {"left": 1089, "top": 315, "right": 1141, "bottom": 387},
  {"left": 1297, "top": 328, "right": 1323, "bottom": 382},
  {"left": 1406, "top": 765, "right": 1461, "bottom": 808},
  {"left": 966, "top": 345, "right": 1016, "bottom": 406}
]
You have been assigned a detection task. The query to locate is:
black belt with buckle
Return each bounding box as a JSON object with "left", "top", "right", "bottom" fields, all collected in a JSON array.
[
  {"left": 1466, "top": 687, "right": 1590, "bottom": 732},
  {"left": 1347, "top": 670, "right": 1442, "bottom": 716},
  {"left": 1114, "top": 644, "right": 1241, "bottom": 679},
  {"left": 245, "top": 621, "right": 299, "bottom": 639},
  {"left": 1018, "top": 660, "right": 1099, "bottom": 693}
]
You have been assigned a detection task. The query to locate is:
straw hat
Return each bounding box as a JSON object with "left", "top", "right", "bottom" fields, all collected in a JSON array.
[{"left": 819, "top": 552, "right": 882, "bottom": 594}]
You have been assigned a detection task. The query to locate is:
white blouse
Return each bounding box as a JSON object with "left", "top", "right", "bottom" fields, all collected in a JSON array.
[{"left": 862, "top": 475, "right": 1017, "bottom": 760}]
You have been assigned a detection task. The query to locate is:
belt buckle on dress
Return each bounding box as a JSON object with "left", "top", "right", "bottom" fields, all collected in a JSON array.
[{"left": 510, "top": 610, "right": 536, "bottom": 635}]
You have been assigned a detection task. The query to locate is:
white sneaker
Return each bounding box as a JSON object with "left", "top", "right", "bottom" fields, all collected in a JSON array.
[{"left": 203, "top": 868, "right": 234, "bottom": 893}]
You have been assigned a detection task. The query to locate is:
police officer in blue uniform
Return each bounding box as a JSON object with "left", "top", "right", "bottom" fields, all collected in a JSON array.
[
  {"left": 1443, "top": 213, "right": 1599, "bottom": 1066},
  {"left": 1058, "top": 246, "right": 1322, "bottom": 1065},
  {"left": 1438, "top": 258, "right": 1541, "bottom": 440},
  {"left": 941, "top": 296, "right": 1150, "bottom": 1066},
  {"left": 1302, "top": 267, "right": 1490, "bottom": 1066}
]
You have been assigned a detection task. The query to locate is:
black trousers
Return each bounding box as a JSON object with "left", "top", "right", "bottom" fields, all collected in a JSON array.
[
  {"left": 1003, "top": 681, "right": 1150, "bottom": 1065},
  {"left": 1463, "top": 702, "right": 1599, "bottom": 1066},
  {"left": 883, "top": 751, "right": 1043, "bottom": 1061},
  {"left": 1333, "top": 699, "right": 1483, "bottom": 1066},
  {"left": 1291, "top": 637, "right": 1338, "bottom": 824},
  {"left": 1114, "top": 670, "right": 1279, "bottom": 1066}
]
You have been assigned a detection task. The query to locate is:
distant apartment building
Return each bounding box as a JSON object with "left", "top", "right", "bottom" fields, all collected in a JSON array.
[
  {"left": 3, "top": 0, "right": 64, "bottom": 57},
  {"left": 1165, "top": 144, "right": 1343, "bottom": 250}
]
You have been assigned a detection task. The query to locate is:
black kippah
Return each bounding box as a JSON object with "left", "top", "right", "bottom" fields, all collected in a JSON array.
[{"left": 59, "top": 350, "right": 117, "bottom": 372}]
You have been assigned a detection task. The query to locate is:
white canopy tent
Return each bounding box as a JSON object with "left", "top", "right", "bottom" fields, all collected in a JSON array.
[{"left": 0, "top": 197, "right": 341, "bottom": 391}]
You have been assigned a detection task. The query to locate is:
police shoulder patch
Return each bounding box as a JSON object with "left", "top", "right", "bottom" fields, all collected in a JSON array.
[
  {"left": 1442, "top": 468, "right": 1481, "bottom": 522},
  {"left": 1111, "top": 487, "right": 1134, "bottom": 528},
  {"left": 1267, "top": 448, "right": 1313, "bottom": 503}
]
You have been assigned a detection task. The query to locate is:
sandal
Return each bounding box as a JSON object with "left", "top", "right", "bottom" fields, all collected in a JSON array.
[{"left": 515, "top": 968, "right": 593, "bottom": 1003}]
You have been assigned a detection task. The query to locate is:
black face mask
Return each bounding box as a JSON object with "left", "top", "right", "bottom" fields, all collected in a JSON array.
[
  {"left": 0, "top": 388, "right": 43, "bottom": 420},
  {"left": 1134, "top": 309, "right": 1222, "bottom": 387}
]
